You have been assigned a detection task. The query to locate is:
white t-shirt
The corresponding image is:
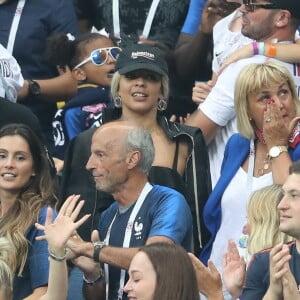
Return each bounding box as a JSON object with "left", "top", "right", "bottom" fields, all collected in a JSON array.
[
  {"left": 0, "top": 43, "right": 23, "bottom": 102},
  {"left": 210, "top": 167, "right": 273, "bottom": 300},
  {"left": 212, "top": 9, "right": 252, "bottom": 73},
  {"left": 203, "top": 9, "right": 251, "bottom": 187}
]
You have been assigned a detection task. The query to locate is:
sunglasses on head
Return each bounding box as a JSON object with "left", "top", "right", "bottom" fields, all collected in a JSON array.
[
  {"left": 74, "top": 47, "right": 122, "bottom": 69},
  {"left": 242, "top": 0, "right": 277, "bottom": 12},
  {"left": 124, "top": 70, "right": 162, "bottom": 82}
]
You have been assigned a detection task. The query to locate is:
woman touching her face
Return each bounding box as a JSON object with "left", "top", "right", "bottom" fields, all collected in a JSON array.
[{"left": 200, "top": 61, "right": 300, "bottom": 299}]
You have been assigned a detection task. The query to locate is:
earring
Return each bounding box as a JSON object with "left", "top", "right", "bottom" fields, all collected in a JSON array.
[
  {"left": 114, "top": 96, "right": 122, "bottom": 108},
  {"left": 157, "top": 98, "right": 167, "bottom": 111}
]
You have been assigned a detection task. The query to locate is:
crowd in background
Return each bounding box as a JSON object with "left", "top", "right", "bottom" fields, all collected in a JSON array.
[{"left": 1, "top": 0, "right": 300, "bottom": 299}]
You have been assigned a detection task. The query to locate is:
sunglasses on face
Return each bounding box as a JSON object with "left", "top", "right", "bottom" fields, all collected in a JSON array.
[
  {"left": 124, "top": 70, "right": 162, "bottom": 82},
  {"left": 242, "top": 0, "right": 277, "bottom": 12},
  {"left": 74, "top": 47, "right": 122, "bottom": 69}
]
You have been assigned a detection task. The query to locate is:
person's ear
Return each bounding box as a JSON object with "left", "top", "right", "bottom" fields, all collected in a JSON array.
[
  {"left": 72, "top": 68, "right": 87, "bottom": 81},
  {"left": 275, "top": 10, "right": 290, "bottom": 28},
  {"left": 126, "top": 151, "right": 141, "bottom": 170}
]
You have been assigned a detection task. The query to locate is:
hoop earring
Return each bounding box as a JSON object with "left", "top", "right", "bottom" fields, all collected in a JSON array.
[
  {"left": 114, "top": 96, "right": 122, "bottom": 108},
  {"left": 157, "top": 98, "right": 167, "bottom": 111}
]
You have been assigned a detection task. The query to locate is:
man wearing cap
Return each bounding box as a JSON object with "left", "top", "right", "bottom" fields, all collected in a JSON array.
[{"left": 66, "top": 120, "right": 193, "bottom": 300}]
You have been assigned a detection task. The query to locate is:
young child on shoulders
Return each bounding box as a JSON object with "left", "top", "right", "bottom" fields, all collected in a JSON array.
[{"left": 46, "top": 32, "right": 121, "bottom": 161}]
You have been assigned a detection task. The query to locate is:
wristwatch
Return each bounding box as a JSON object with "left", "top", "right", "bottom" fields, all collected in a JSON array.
[
  {"left": 93, "top": 241, "right": 106, "bottom": 262},
  {"left": 268, "top": 146, "right": 288, "bottom": 158},
  {"left": 27, "top": 79, "right": 41, "bottom": 97}
]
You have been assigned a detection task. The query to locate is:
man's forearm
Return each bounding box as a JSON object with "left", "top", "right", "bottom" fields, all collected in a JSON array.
[
  {"left": 78, "top": 242, "right": 139, "bottom": 270},
  {"left": 99, "top": 246, "right": 139, "bottom": 270},
  {"left": 18, "top": 74, "right": 77, "bottom": 103},
  {"left": 175, "top": 30, "right": 212, "bottom": 79}
]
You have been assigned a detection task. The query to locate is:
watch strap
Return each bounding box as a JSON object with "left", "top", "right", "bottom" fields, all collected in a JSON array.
[
  {"left": 93, "top": 242, "right": 105, "bottom": 262},
  {"left": 278, "top": 146, "right": 288, "bottom": 152}
]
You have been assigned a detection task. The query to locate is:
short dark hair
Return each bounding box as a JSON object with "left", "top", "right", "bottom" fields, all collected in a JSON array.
[{"left": 289, "top": 160, "right": 300, "bottom": 175}]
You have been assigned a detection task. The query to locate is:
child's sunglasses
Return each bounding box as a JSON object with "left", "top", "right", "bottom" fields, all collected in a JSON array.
[{"left": 74, "top": 47, "right": 122, "bottom": 69}]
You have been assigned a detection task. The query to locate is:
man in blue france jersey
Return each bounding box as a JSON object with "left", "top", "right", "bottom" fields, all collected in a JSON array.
[
  {"left": 66, "top": 121, "right": 192, "bottom": 300},
  {"left": 240, "top": 160, "right": 300, "bottom": 299}
]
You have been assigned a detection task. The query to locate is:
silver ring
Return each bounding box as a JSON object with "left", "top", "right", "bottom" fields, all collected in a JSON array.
[{"left": 265, "top": 118, "right": 271, "bottom": 123}]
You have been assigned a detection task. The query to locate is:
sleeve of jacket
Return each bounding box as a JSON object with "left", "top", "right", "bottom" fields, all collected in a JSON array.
[
  {"left": 199, "top": 134, "right": 250, "bottom": 263},
  {"left": 185, "top": 126, "right": 212, "bottom": 253}
]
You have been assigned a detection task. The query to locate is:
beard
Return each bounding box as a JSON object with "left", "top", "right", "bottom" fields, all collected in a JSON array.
[{"left": 241, "top": 12, "right": 276, "bottom": 41}]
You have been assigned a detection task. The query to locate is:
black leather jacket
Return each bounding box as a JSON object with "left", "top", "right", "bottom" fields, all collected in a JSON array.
[{"left": 157, "top": 115, "right": 211, "bottom": 253}]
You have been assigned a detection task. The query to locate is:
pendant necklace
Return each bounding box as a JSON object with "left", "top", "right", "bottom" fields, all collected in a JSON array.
[{"left": 258, "top": 153, "right": 270, "bottom": 176}]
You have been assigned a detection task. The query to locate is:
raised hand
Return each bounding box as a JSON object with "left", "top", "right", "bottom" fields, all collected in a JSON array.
[
  {"left": 192, "top": 80, "right": 214, "bottom": 104},
  {"left": 263, "top": 243, "right": 291, "bottom": 299},
  {"left": 263, "top": 99, "right": 290, "bottom": 148},
  {"left": 189, "top": 253, "right": 224, "bottom": 300},
  {"left": 35, "top": 194, "right": 90, "bottom": 252},
  {"left": 282, "top": 255, "right": 300, "bottom": 300},
  {"left": 222, "top": 239, "right": 246, "bottom": 299}
]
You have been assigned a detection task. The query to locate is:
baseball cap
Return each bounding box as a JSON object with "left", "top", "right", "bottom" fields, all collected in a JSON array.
[
  {"left": 267, "top": 0, "right": 300, "bottom": 18},
  {"left": 116, "top": 44, "right": 168, "bottom": 76}
]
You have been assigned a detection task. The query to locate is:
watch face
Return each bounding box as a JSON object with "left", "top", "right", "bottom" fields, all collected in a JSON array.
[
  {"left": 29, "top": 80, "right": 40, "bottom": 96},
  {"left": 269, "top": 147, "right": 280, "bottom": 158}
]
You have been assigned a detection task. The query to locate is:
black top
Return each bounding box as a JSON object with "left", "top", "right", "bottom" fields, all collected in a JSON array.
[{"left": 0, "top": 97, "right": 44, "bottom": 140}]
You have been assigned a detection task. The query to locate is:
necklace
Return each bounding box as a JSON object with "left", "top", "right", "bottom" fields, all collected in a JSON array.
[{"left": 258, "top": 153, "right": 270, "bottom": 176}]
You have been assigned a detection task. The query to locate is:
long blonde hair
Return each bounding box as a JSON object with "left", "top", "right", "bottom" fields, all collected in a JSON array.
[
  {"left": 247, "top": 184, "right": 293, "bottom": 255},
  {"left": 0, "top": 124, "right": 57, "bottom": 276},
  {"left": 0, "top": 237, "right": 14, "bottom": 300}
]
